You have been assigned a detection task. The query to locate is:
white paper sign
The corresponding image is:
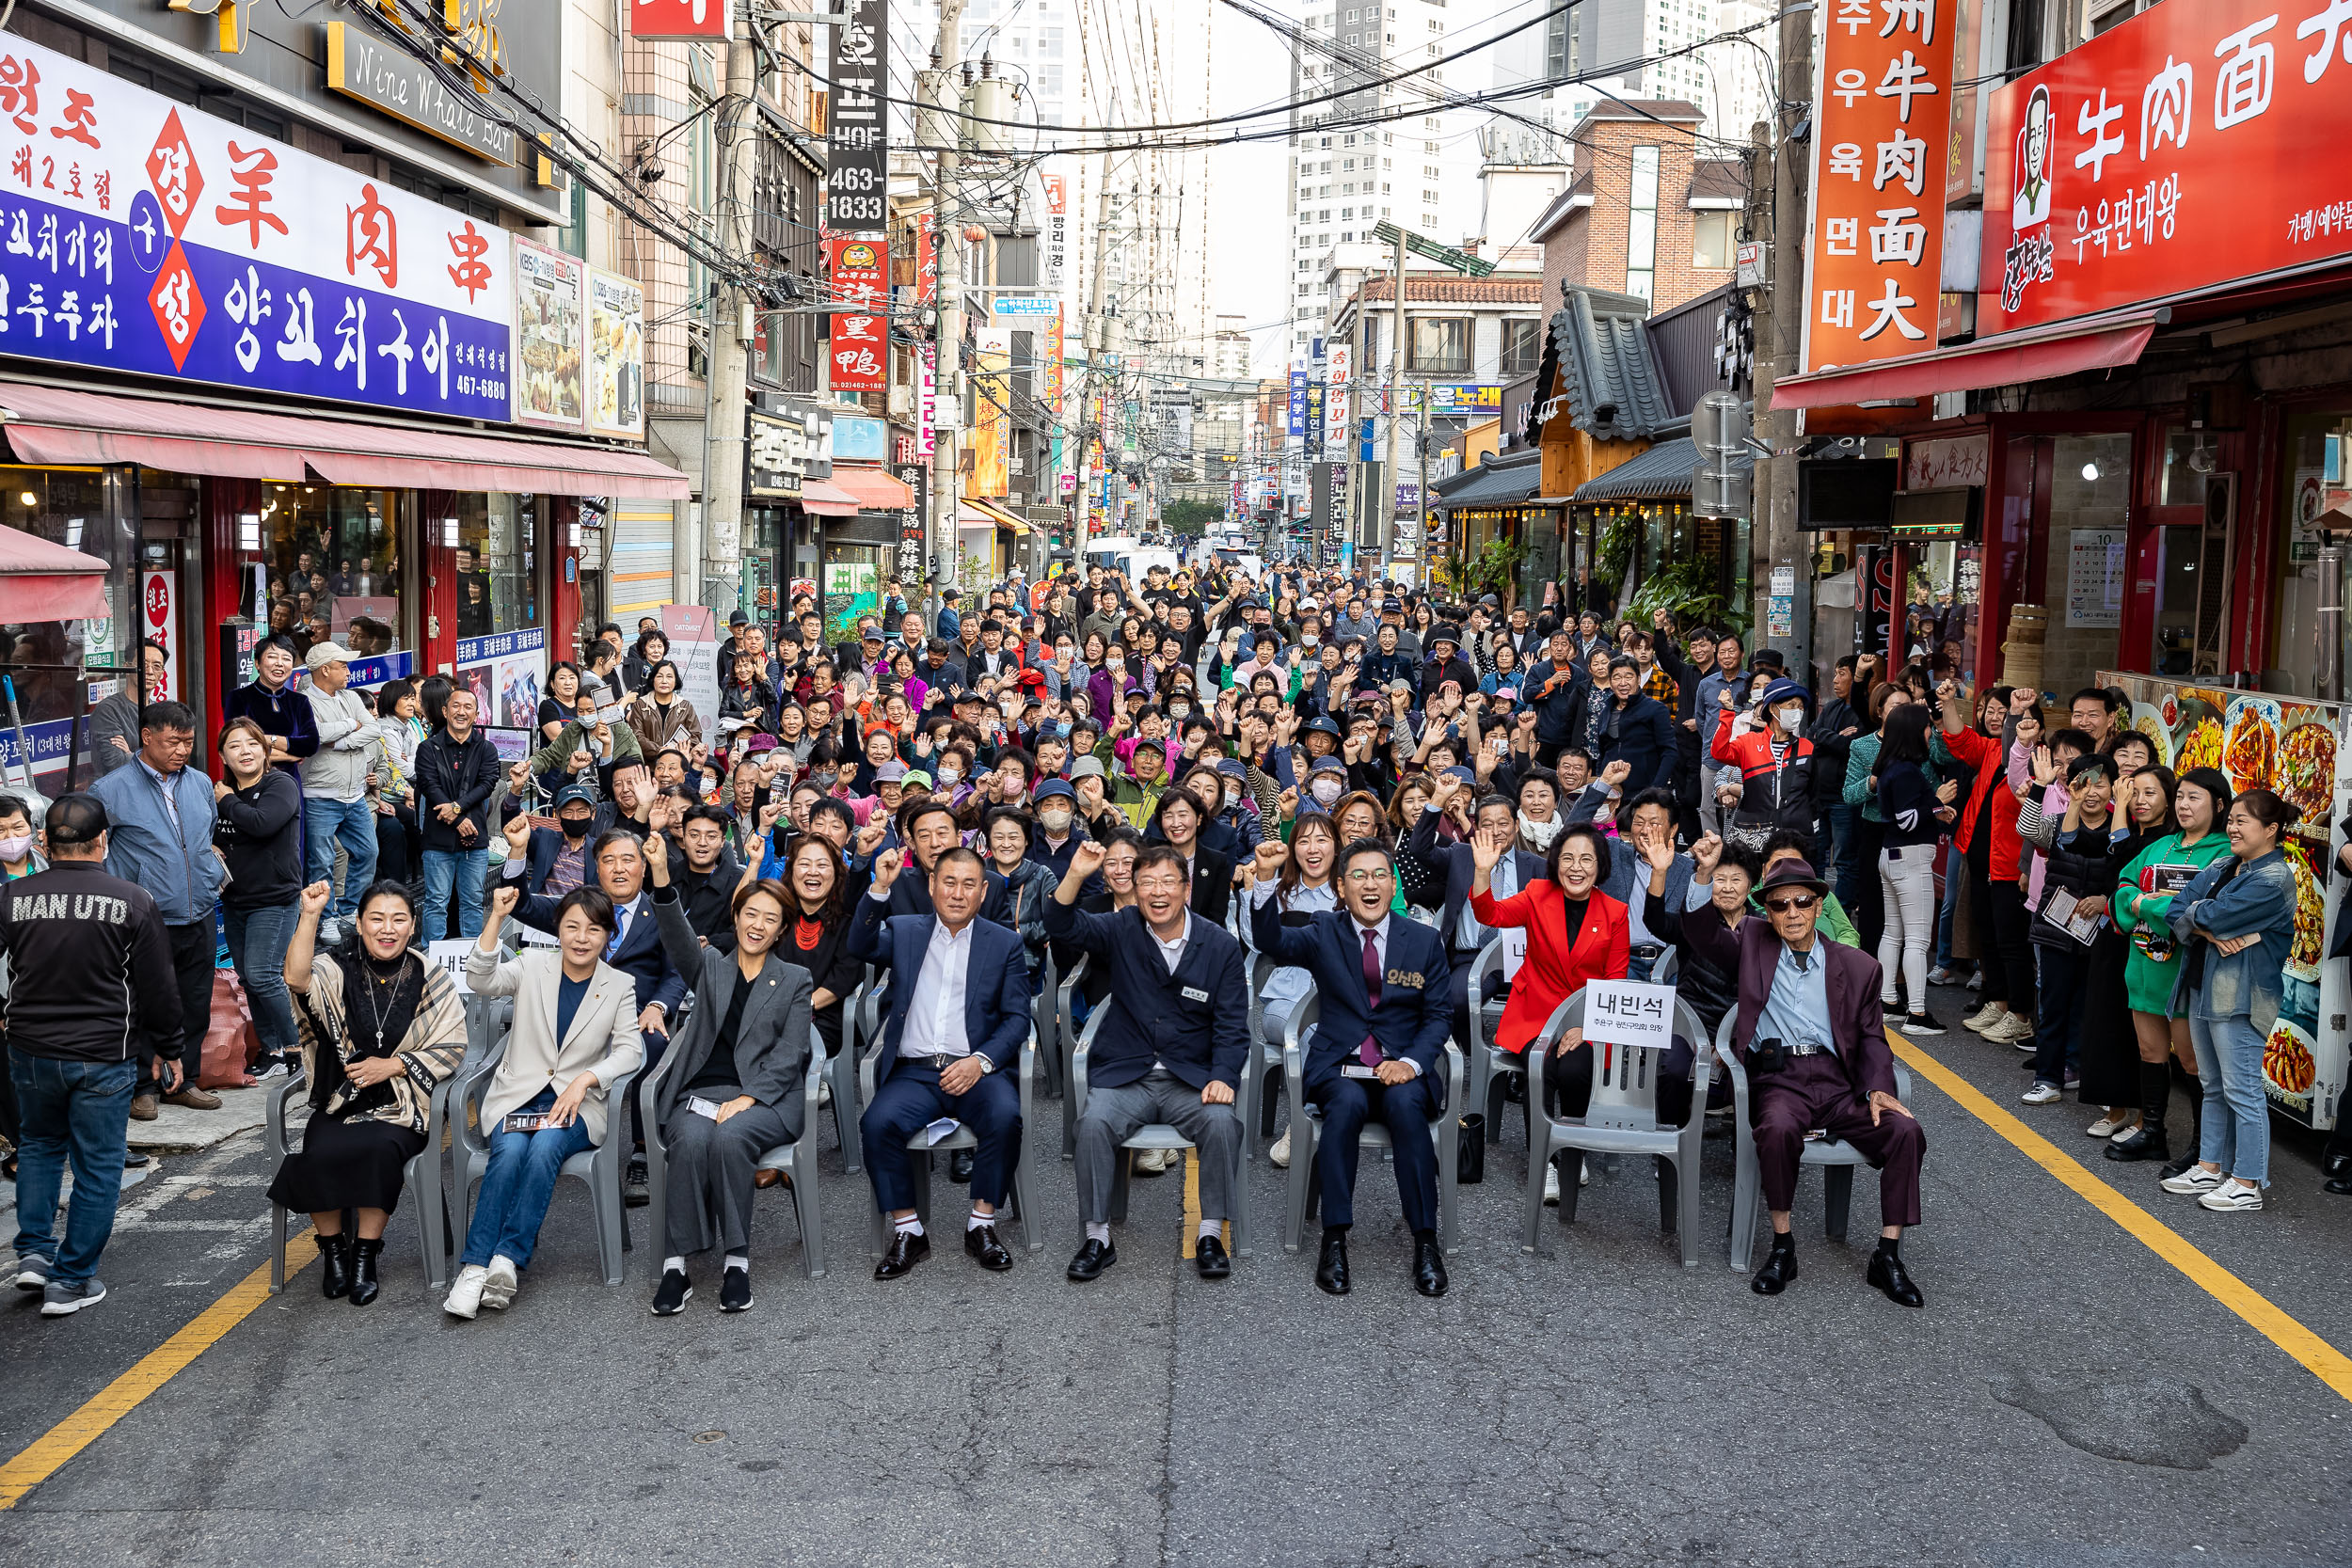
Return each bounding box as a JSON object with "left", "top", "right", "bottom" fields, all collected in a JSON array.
[
  {"left": 1581, "top": 980, "right": 1677, "bottom": 1053},
  {"left": 426, "top": 939, "right": 476, "bottom": 993}
]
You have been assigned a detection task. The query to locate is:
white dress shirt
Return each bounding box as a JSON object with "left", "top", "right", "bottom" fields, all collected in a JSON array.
[
  {"left": 881, "top": 888, "right": 978, "bottom": 1063},
  {"left": 1150, "top": 909, "right": 1194, "bottom": 974}
]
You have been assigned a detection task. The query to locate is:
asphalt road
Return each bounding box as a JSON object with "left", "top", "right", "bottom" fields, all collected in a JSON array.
[{"left": 4, "top": 974, "right": 2350, "bottom": 1568}]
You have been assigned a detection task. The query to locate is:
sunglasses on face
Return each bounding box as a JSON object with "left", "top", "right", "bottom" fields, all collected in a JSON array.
[{"left": 1763, "top": 895, "right": 1820, "bottom": 914}]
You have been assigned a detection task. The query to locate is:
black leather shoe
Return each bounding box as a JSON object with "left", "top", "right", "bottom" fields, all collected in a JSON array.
[
  {"left": 1315, "top": 1227, "right": 1349, "bottom": 1296},
  {"left": 651, "top": 1267, "right": 692, "bottom": 1315},
  {"left": 948, "top": 1148, "right": 975, "bottom": 1184},
  {"left": 2105, "top": 1125, "right": 2170, "bottom": 1163},
  {"left": 346, "top": 1238, "right": 383, "bottom": 1307},
  {"left": 2326, "top": 1171, "right": 2352, "bottom": 1197},
  {"left": 1066, "top": 1237, "right": 1117, "bottom": 1281},
  {"left": 2326, "top": 1151, "right": 2352, "bottom": 1179},
  {"left": 1412, "top": 1234, "right": 1447, "bottom": 1298},
  {"left": 874, "top": 1229, "right": 930, "bottom": 1280},
  {"left": 1194, "top": 1234, "right": 1232, "bottom": 1280},
  {"left": 965, "top": 1223, "right": 1014, "bottom": 1272},
  {"left": 624, "top": 1157, "right": 649, "bottom": 1208},
  {"left": 1751, "top": 1240, "right": 1798, "bottom": 1295},
  {"left": 316, "top": 1232, "right": 352, "bottom": 1300},
  {"left": 2158, "top": 1150, "right": 2200, "bottom": 1180},
  {"left": 1867, "top": 1245, "right": 1924, "bottom": 1307}
]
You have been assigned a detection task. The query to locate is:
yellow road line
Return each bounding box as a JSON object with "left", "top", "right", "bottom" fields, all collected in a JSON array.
[
  {"left": 0, "top": 1233, "right": 316, "bottom": 1511},
  {"left": 1890, "top": 1032, "right": 2352, "bottom": 1403}
]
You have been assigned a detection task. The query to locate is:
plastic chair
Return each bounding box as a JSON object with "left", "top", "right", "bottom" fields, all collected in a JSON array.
[
  {"left": 1520, "top": 991, "right": 1710, "bottom": 1266},
  {"left": 451, "top": 1033, "right": 645, "bottom": 1287},
  {"left": 1033, "top": 948, "right": 1062, "bottom": 1100},
  {"left": 1278, "top": 989, "right": 1466, "bottom": 1255},
  {"left": 1056, "top": 954, "right": 1090, "bottom": 1160},
  {"left": 1069, "top": 1005, "right": 1253, "bottom": 1258},
  {"left": 1463, "top": 942, "right": 1522, "bottom": 1147},
  {"left": 859, "top": 1028, "right": 1045, "bottom": 1257},
  {"left": 265, "top": 1069, "right": 453, "bottom": 1295},
  {"left": 1241, "top": 952, "right": 1286, "bottom": 1162},
  {"left": 1714, "top": 1010, "right": 1917, "bottom": 1271},
  {"left": 828, "top": 978, "right": 864, "bottom": 1174},
  {"left": 1651, "top": 949, "right": 1678, "bottom": 987},
  {"left": 639, "top": 1023, "right": 829, "bottom": 1279}
]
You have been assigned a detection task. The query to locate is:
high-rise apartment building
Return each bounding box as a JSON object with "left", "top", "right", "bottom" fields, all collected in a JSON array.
[{"left": 1499, "top": 0, "right": 1777, "bottom": 153}]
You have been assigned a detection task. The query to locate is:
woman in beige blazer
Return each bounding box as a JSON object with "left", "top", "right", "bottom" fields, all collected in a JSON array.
[
  {"left": 627, "top": 659, "right": 703, "bottom": 756},
  {"left": 443, "top": 884, "right": 645, "bottom": 1320}
]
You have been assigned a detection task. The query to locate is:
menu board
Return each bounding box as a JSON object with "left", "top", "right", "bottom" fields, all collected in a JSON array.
[
  {"left": 512, "top": 238, "right": 585, "bottom": 430},
  {"left": 585, "top": 268, "right": 645, "bottom": 440},
  {"left": 2104, "top": 673, "right": 2345, "bottom": 1125}
]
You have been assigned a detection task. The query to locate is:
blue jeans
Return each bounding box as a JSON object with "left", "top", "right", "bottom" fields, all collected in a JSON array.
[
  {"left": 2189, "top": 1011, "right": 2269, "bottom": 1183},
  {"left": 421, "top": 847, "right": 488, "bottom": 942},
  {"left": 306, "top": 796, "right": 380, "bottom": 926},
  {"left": 1933, "top": 850, "right": 1963, "bottom": 971},
  {"left": 8, "top": 1050, "right": 135, "bottom": 1285},
  {"left": 223, "top": 899, "right": 302, "bottom": 1057},
  {"left": 461, "top": 1087, "right": 595, "bottom": 1270}
]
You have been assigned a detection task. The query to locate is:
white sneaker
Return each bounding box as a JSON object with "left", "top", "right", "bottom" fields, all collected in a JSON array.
[
  {"left": 443, "top": 1264, "right": 488, "bottom": 1320},
  {"left": 1962, "top": 1003, "right": 2006, "bottom": 1033},
  {"left": 1543, "top": 1162, "right": 1561, "bottom": 1205},
  {"left": 1580, "top": 1156, "right": 1591, "bottom": 1187},
  {"left": 1967, "top": 971, "right": 1984, "bottom": 991},
  {"left": 316, "top": 919, "right": 341, "bottom": 947},
  {"left": 2198, "top": 1179, "right": 2265, "bottom": 1212},
  {"left": 480, "top": 1256, "right": 519, "bottom": 1310},
  {"left": 2020, "top": 1081, "right": 2062, "bottom": 1105},
  {"left": 2161, "top": 1164, "right": 2227, "bottom": 1196},
  {"left": 2085, "top": 1110, "right": 2137, "bottom": 1138},
  {"left": 1989, "top": 1012, "right": 2038, "bottom": 1048},
  {"left": 1927, "top": 966, "right": 1960, "bottom": 987},
  {"left": 818, "top": 1078, "right": 833, "bottom": 1108},
  {"left": 1268, "top": 1130, "right": 1291, "bottom": 1169}
]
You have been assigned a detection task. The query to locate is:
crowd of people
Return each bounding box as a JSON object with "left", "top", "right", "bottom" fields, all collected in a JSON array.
[{"left": 0, "top": 554, "right": 2329, "bottom": 1321}]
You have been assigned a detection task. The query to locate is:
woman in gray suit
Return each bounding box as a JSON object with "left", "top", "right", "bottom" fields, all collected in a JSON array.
[{"left": 643, "top": 804, "right": 814, "bottom": 1315}]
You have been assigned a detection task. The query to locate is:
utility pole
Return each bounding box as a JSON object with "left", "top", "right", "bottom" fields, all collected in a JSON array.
[
  {"left": 1752, "top": 8, "right": 1814, "bottom": 675},
  {"left": 1079, "top": 147, "right": 1116, "bottom": 552},
  {"left": 698, "top": 25, "right": 757, "bottom": 618},
  {"left": 1377, "top": 224, "right": 1406, "bottom": 582},
  {"left": 928, "top": 0, "right": 968, "bottom": 599}
]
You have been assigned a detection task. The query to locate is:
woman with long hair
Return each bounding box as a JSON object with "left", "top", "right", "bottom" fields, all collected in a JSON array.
[
  {"left": 777, "top": 833, "right": 864, "bottom": 1060},
  {"left": 628, "top": 658, "right": 703, "bottom": 757},
  {"left": 1871, "top": 703, "right": 1958, "bottom": 1034},
  {"left": 215, "top": 718, "right": 308, "bottom": 1075},
  {"left": 1256, "top": 813, "right": 1340, "bottom": 1171},
  {"left": 2075, "top": 764, "right": 2182, "bottom": 1146},
  {"left": 369, "top": 678, "right": 425, "bottom": 888},
  {"left": 2106, "top": 768, "right": 2232, "bottom": 1164},
  {"left": 1386, "top": 772, "right": 1443, "bottom": 911},
  {"left": 271, "top": 878, "right": 468, "bottom": 1305}
]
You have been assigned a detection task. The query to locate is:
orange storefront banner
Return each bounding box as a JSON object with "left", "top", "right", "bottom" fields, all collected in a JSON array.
[{"left": 1802, "top": 0, "right": 1958, "bottom": 374}]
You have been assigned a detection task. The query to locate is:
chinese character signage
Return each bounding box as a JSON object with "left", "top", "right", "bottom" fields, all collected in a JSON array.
[
  {"left": 1287, "top": 369, "right": 1308, "bottom": 436},
  {"left": 828, "top": 235, "right": 886, "bottom": 392},
  {"left": 1980, "top": 0, "right": 2352, "bottom": 335},
  {"left": 826, "top": 0, "right": 888, "bottom": 231},
  {"left": 0, "top": 36, "right": 512, "bottom": 420},
  {"left": 628, "top": 0, "right": 733, "bottom": 40},
  {"left": 511, "top": 238, "right": 583, "bottom": 429},
  {"left": 1801, "top": 0, "right": 1957, "bottom": 372},
  {"left": 585, "top": 267, "right": 644, "bottom": 440}
]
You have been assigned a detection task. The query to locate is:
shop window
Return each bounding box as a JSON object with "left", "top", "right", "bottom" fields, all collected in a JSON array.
[
  {"left": 2274, "top": 408, "right": 2352, "bottom": 697},
  {"left": 241, "top": 483, "right": 405, "bottom": 660},
  {"left": 454, "top": 495, "right": 538, "bottom": 643},
  {"left": 1692, "top": 209, "right": 1733, "bottom": 270},
  {"left": 1407, "top": 316, "right": 1470, "bottom": 374},
  {"left": 2041, "top": 433, "right": 2133, "bottom": 701},
  {"left": 0, "top": 468, "right": 127, "bottom": 731},
  {"left": 1500, "top": 318, "right": 1542, "bottom": 378}
]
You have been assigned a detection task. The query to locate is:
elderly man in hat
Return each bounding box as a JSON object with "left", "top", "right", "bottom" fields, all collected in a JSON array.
[
  {"left": 299, "top": 640, "right": 385, "bottom": 944},
  {"left": 1647, "top": 846, "right": 1926, "bottom": 1307}
]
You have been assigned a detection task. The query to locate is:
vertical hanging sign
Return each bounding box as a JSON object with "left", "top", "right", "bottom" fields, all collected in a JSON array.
[
  {"left": 1801, "top": 0, "right": 1957, "bottom": 373},
  {"left": 829, "top": 235, "right": 887, "bottom": 392},
  {"left": 826, "top": 0, "right": 888, "bottom": 232}
]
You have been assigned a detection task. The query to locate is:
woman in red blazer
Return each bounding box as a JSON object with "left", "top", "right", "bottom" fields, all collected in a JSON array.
[{"left": 1469, "top": 821, "right": 1630, "bottom": 1055}]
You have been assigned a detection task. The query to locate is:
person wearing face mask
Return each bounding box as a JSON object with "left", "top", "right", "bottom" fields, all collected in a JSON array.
[
  {"left": 1026, "top": 779, "right": 1090, "bottom": 879},
  {"left": 1210, "top": 758, "right": 1265, "bottom": 856},
  {"left": 505, "top": 783, "right": 603, "bottom": 897},
  {"left": 1302, "top": 755, "right": 1349, "bottom": 816},
  {"left": 1710, "top": 676, "right": 1819, "bottom": 848}
]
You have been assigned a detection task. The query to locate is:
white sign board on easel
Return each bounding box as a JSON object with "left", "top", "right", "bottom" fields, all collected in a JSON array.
[{"left": 1581, "top": 980, "right": 1677, "bottom": 1053}]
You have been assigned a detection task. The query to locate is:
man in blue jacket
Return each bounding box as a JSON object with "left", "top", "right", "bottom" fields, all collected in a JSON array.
[
  {"left": 1046, "top": 840, "right": 1248, "bottom": 1283},
  {"left": 1521, "top": 626, "right": 1590, "bottom": 768},
  {"left": 1597, "top": 655, "right": 1677, "bottom": 795},
  {"left": 88, "top": 703, "right": 223, "bottom": 1120}
]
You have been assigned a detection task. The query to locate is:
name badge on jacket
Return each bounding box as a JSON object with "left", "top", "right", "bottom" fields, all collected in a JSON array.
[
  {"left": 1385, "top": 968, "right": 1427, "bottom": 989},
  {"left": 1181, "top": 986, "right": 1211, "bottom": 1003}
]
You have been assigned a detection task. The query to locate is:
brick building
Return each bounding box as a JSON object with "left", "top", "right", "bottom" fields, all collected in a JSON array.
[{"left": 1525, "top": 102, "right": 1743, "bottom": 314}]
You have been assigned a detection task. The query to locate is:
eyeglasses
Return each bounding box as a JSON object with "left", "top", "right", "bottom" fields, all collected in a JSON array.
[
  {"left": 1343, "top": 867, "right": 1393, "bottom": 884},
  {"left": 1134, "top": 876, "right": 1187, "bottom": 895},
  {"left": 1763, "top": 895, "right": 1820, "bottom": 914}
]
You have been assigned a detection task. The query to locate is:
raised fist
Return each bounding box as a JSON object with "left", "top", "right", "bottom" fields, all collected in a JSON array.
[
  {"left": 870, "top": 847, "right": 905, "bottom": 892},
  {"left": 489, "top": 882, "right": 521, "bottom": 924},
  {"left": 1071, "top": 839, "right": 1107, "bottom": 878}
]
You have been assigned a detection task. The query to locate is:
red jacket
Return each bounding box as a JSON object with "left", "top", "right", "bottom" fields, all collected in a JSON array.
[
  {"left": 1939, "top": 724, "right": 2026, "bottom": 881},
  {"left": 1470, "top": 880, "right": 1630, "bottom": 1053}
]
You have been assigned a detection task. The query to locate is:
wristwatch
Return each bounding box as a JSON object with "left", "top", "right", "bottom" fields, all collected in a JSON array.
[{"left": 972, "top": 1053, "right": 996, "bottom": 1075}]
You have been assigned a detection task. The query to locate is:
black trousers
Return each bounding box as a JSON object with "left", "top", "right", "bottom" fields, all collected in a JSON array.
[
  {"left": 137, "top": 921, "right": 216, "bottom": 1096},
  {"left": 1849, "top": 815, "right": 1887, "bottom": 958},
  {"left": 1980, "top": 878, "right": 2036, "bottom": 1017}
]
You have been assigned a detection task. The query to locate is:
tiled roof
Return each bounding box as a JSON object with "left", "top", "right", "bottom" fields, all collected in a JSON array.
[
  {"left": 1432, "top": 449, "right": 1543, "bottom": 508},
  {"left": 1549, "top": 286, "right": 1678, "bottom": 442},
  {"left": 1357, "top": 275, "right": 1545, "bottom": 305},
  {"left": 1572, "top": 436, "right": 1754, "bottom": 502}
]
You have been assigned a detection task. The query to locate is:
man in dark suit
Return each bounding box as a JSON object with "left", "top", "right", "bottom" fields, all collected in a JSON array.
[
  {"left": 888, "top": 800, "right": 1015, "bottom": 926},
  {"left": 1521, "top": 627, "right": 1590, "bottom": 768},
  {"left": 1597, "top": 654, "right": 1677, "bottom": 794},
  {"left": 1246, "top": 836, "right": 1453, "bottom": 1299},
  {"left": 1046, "top": 841, "right": 1248, "bottom": 1283},
  {"left": 502, "top": 783, "right": 602, "bottom": 896},
  {"left": 1407, "top": 771, "right": 1548, "bottom": 1054},
  {"left": 1646, "top": 853, "right": 1926, "bottom": 1307},
  {"left": 851, "top": 844, "right": 1031, "bottom": 1279}
]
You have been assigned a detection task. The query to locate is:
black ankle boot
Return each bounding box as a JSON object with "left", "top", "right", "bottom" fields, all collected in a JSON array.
[
  {"left": 316, "top": 1232, "right": 352, "bottom": 1299},
  {"left": 347, "top": 1238, "right": 384, "bottom": 1307}
]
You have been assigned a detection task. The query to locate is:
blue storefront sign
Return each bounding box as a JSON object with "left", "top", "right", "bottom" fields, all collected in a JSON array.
[{"left": 1287, "top": 371, "right": 1308, "bottom": 436}]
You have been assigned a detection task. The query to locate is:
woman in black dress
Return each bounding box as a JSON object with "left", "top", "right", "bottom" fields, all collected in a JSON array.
[
  {"left": 268, "top": 878, "right": 468, "bottom": 1305},
  {"left": 777, "top": 833, "right": 864, "bottom": 1059}
]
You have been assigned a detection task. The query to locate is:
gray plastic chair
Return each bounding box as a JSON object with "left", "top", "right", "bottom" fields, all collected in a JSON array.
[
  {"left": 1521, "top": 990, "right": 1710, "bottom": 1265},
  {"left": 1056, "top": 953, "right": 1090, "bottom": 1160},
  {"left": 828, "top": 978, "right": 864, "bottom": 1174},
  {"left": 1242, "top": 952, "right": 1285, "bottom": 1161},
  {"left": 1069, "top": 1005, "right": 1253, "bottom": 1258},
  {"left": 859, "top": 1027, "right": 1045, "bottom": 1257},
  {"left": 1034, "top": 948, "right": 1062, "bottom": 1100},
  {"left": 1651, "top": 949, "right": 1678, "bottom": 987},
  {"left": 451, "top": 1033, "right": 645, "bottom": 1287},
  {"left": 1279, "top": 989, "right": 1466, "bottom": 1255},
  {"left": 264, "top": 1069, "right": 453, "bottom": 1295},
  {"left": 639, "top": 1024, "right": 829, "bottom": 1279},
  {"left": 1714, "top": 1009, "right": 1917, "bottom": 1271},
  {"left": 1463, "top": 942, "right": 1522, "bottom": 1145}
]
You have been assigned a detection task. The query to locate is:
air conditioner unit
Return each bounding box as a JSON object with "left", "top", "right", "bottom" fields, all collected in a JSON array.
[{"left": 888, "top": 384, "right": 913, "bottom": 417}]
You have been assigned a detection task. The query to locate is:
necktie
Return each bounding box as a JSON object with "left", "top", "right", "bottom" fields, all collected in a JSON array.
[
  {"left": 1359, "top": 927, "right": 1383, "bottom": 1068},
  {"left": 607, "top": 904, "right": 628, "bottom": 960}
]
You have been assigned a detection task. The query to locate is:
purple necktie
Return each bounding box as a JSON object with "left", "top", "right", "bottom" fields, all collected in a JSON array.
[{"left": 1359, "top": 927, "right": 1383, "bottom": 1068}]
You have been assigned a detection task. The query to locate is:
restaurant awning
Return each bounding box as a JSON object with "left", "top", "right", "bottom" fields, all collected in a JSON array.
[
  {"left": 1767, "top": 309, "right": 2164, "bottom": 411},
  {"left": 826, "top": 463, "right": 916, "bottom": 511},
  {"left": 0, "top": 523, "right": 107, "bottom": 621},
  {"left": 0, "top": 384, "right": 691, "bottom": 499},
  {"left": 963, "top": 499, "right": 1029, "bottom": 533},
  {"left": 1431, "top": 452, "right": 1545, "bottom": 510},
  {"left": 798, "top": 479, "right": 861, "bottom": 517},
  {"left": 1570, "top": 436, "right": 1757, "bottom": 503}
]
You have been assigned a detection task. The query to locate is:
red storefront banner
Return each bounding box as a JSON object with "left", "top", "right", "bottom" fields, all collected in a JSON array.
[
  {"left": 1801, "top": 0, "right": 1957, "bottom": 373},
  {"left": 1983, "top": 0, "right": 2352, "bottom": 334},
  {"left": 628, "top": 0, "right": 732, "bottom": 40},
  {"left": 829, "top": 235, "right": 887, "bottom": 393},
  {"left": 912, "top": 213, "right": 938, "bottom": 306}
]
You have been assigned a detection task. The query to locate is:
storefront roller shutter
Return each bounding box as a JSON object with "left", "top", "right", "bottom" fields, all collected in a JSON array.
[{"left": 610, "top": 500, "right": 675, "bottom": 623}]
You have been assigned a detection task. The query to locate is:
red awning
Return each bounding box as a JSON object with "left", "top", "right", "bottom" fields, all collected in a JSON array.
[
  {"left": 799, "top": 479, "right": 860, "bottom": 516},
  {"left": 1768, "top": 309, "right": 2162, "bottom": 411},
  {"left": 826, "top": 463, "right": 915, "bottom": 510},
  {"left": 0, "top": 523, "right": 108, "bottom": 622},
  {"left": 0, "top": 383, "right": 690, "bottom": 498}
]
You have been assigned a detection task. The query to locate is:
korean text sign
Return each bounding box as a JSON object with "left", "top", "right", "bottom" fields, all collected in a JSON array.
[
  {"left": 628, "top": 0, "right": 732, "bottom": 41},
  {"left": 826, "top": 0, "right": 888, "bottom": 230},
  {"left": 1581, "top": 980, "right": 1678, "bottom": 1053},
  {"left": 1981, "top": 0, "right": 2352, "bottom": 333},
  {"left": 1802, "top": 0, "right": 1957, "bottom": 373},
  {"left": 829, "top": 236, "right": 887, "bottom": 393},
  {"left": 0, "top": 35, "right": 512, "bottom": 420}
]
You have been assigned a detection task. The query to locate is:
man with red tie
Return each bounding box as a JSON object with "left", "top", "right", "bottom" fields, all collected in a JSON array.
[{"left": 1246, "top": 836, "right": 1454, "bottom": 1298}]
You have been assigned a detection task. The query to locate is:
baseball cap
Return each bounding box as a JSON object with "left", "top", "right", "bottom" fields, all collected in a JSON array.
[
  {"left": 305, "top": 641, "right": 358, "bottom": 669},
  {"left": 1215, "top": 757, "right": 1248, "bottom": 780},
  {"left": 554, "top": 784, "right": 597, "bottom": 811},
  {"left": 729, "top": 610, "right": 750, "bottom": 626},
  {"left": 1033, "top": 779, "right": 1077, "bottom": 803},
  {"left": 901, "top": 768, "right": 934, "bottom": 790},
  {"left": 1070, "top": 756, "right": 1107, "bottom": 781}
]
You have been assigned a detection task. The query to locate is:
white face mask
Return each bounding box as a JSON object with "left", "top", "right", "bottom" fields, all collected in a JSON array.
[
  {"left": 1775, "top": 704, "right": 1806, "bottom": 730},
  {"left": 937, "top": 766, "right": 962, "bottom": 785},
  {"left": 1224, "top": 784, "right": 1242, "bottom": 809},
  {"left": 1039, "top": 807, "right": 1073, "bottom": 833},
  {"left": 1309, "top": 777, "right": 1343, "bottom": 806}
]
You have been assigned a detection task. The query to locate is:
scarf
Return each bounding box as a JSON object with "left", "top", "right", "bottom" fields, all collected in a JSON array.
[{"left": 1518, "top": 812, "right": 1563, "bottom": 850}]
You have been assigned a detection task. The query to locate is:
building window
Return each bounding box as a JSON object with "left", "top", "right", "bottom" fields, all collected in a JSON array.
[
  {"left": 1626, "top": 144, "right": 1659, "bottom": 303},
  {"left": 1692, "top": 209, "right": 1733, "bottom": 270},
  {"left": 1407, "top": 316, "right": 1470, "bottom": 374},
  {"left": 1501, "top": 318, "right": 1542, "bottom": 377}
]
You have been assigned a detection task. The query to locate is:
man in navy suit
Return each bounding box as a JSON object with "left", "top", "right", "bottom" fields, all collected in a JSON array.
[
  {"left": 1247, "top": 836, "right": 1453, "bottom": 1298},
  {"left": 887, "top": 800, "right": 1016, "bottom": 927},
  {"left": 851, "top": 844, "right": 1031, "bottom": 1279},
  {"left": 1045, "top": 840, "right": 1248, "bottom": 1284}
]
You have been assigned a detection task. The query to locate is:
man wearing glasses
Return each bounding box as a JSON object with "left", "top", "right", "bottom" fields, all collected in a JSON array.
[
  {"left": 1245, "top": 835, "right": 1453, "bottom": 1299},
  {"left": 1647, "top": 845, "right": 1927, "bottom": 1307}
]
